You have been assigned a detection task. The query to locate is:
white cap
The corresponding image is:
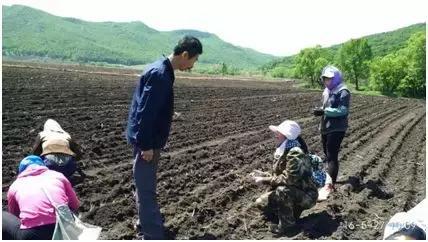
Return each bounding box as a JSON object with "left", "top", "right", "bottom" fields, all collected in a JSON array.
[
  {"left": 269, "top": 120, "right": 301, "bottom": 140},
  {"left": 321, "top": 66, "right": 337, "bottom": 78}
]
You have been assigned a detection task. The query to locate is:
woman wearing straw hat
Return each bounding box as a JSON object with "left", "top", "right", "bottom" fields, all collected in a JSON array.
[{"left": 31, "top": 119, "right": 83, "bottom": 179}]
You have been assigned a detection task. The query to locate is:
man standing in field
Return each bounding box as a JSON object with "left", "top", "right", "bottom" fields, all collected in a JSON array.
[{"left": 126, "top": 35, "right": 202, "bottom": 239}]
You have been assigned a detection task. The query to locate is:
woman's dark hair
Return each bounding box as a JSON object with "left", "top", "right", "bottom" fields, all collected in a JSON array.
[{"left": 173, "top": 35, "right": 203, "bottom": 58}]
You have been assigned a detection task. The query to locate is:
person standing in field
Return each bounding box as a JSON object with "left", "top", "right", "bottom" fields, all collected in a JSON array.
[
  {"left": 312, "top": 65, "right": 351, "bottom": 199},
  {"left": 126, "top": 35, "right": 202, "bottom": 240}
]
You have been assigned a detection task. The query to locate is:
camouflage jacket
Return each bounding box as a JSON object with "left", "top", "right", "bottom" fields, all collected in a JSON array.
[{"left": 270, "top": 147, "right": 318, "bottom": 192}]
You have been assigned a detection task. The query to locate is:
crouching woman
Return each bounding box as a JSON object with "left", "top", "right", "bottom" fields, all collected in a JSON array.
[
  {"left": 31, "top": 119, "right": 83, "bottom": 179},
  {"left": 250, "top": 120, "right": 318, "bottom": 235},
  {"left": 2, "top": 155, "right": 79, "bottom": 240}
]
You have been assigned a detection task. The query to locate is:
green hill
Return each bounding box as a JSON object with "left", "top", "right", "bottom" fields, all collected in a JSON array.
[
  {"left": 264, "top": 23, "right": 426, "bottom": 72},
  {"left": 2, "top": 5, "right": 276, "bottom": 69}
]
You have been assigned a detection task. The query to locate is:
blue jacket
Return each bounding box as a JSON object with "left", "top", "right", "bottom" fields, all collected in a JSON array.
[
  {"left": 126, "top": 57, "right": 175, "bottom": 150},
  {"left": 321, "top": 85, "right": 351, "bottom": 134}
]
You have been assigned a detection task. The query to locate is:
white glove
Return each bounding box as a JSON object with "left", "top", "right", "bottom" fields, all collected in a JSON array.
[
  {"left": 250, "top": 170, "right": 271, "bottom": 178},
  {"left": 252, "top": 176, "right": 270, "bottom": 185}
]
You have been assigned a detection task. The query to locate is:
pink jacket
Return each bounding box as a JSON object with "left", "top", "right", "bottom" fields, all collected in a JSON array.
[{"left": 7, "top": 165, "right": 79, "bottom": 229}]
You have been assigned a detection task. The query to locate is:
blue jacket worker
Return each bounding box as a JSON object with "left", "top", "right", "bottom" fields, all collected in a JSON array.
[
  {"left": 126, "top": 35, "right": 202, "bottom": 240},
  {"left": 313, "top": 65, "right": 351, "bottom": 199}
]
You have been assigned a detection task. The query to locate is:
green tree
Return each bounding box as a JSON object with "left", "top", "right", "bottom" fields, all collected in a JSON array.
[
  {"left": 314, "top": 57, "right": 329, "bottom": 86},
  {"left": 368, "top": 54, "right": 406, "bottom": 95},
  {"left": 397, "top": 31, "right": 426, "bottom": 98},
  {"left": 295, "top": 45, "right": 326, "bottom": 87},
  {"left": 337, "top": 38, "right": 372, "bottom": 90},
  {"left": 221, "top": 62, "right": 228, "bottom": 76},
  {"left": 368, "top": 31, "right": 425, "bottom": 98},
  {"left": 271, "top": 66, "right": 290, "bottom": 78}
]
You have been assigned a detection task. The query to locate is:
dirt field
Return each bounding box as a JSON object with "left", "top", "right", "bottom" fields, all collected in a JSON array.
[{"left": 2, "top": 63, "right": 426, "bottom": 239}]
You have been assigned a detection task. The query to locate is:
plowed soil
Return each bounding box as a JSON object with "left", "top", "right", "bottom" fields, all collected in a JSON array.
[{"left": 2, "top": 63, "right": 425, "bottom": 239}]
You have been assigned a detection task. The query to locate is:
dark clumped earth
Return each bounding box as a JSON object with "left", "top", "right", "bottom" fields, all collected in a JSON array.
[{"left": 2, "top": 62, "right": 426, "bottom": 239}]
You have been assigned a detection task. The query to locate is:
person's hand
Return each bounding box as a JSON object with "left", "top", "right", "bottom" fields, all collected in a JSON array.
[
  {"left": 141, "top": 149, "right": 154, "bottom": 161},
  {"left": 313, "top": 108, "right": 324, "bottom": 116},
  {"left": 253, "top": 176, "right": 268, "bottom": 184},
  {"left": 250, "top": 170, "right": 271, "bottom": 178}
]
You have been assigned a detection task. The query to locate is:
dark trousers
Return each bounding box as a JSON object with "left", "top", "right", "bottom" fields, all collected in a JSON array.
[
  {"left": 133, "top": 148, "right": 164, "bottom": 240},
  {"left": 2, "top": 211, "right": 55, "bottom": 240},
  {"left": 43, "top": 153, "right": 77, "bottom": 178},
  {"left": 321, "top": 131, "right": 345, "bottom": 183}
]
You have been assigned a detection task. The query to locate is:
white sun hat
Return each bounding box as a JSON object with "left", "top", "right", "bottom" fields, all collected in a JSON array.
[{"left": 269, "top": 120, "right": 301, "bottom": 140}]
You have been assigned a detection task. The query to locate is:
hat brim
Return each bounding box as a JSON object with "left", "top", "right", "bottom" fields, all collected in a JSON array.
[
  {"left": 321, "top": 73, "right": 334, "bottom": 78},
  {"left": 269, "top": 125, "right": 282, "bottom": 135}
]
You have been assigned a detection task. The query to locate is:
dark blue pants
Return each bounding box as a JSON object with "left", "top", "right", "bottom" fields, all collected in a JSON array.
[
  {"left": 43, "top": 153, "right": 77, "bottom": 178},
  {"left": 133, "top": 148, "right": 164, "bottom": 240}
]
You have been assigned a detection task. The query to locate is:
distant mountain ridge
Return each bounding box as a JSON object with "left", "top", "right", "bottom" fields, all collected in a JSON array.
[{"left": 2, "top": 5, "right": 277, "bottom": 69}]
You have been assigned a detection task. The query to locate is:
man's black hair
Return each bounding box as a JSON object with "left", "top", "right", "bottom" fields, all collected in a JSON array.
[{"left": 173, "top": 35, "right": 203, "bottom": 58}]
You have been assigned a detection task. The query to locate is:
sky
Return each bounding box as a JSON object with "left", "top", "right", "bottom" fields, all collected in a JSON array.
[{"left": 2, "top": 0, "right": 427, "bottom": 56}]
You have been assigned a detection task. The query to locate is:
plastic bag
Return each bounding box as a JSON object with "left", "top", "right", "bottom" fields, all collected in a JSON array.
[
  {"left": 52, "top": 204, "right": 102, "bottom": 240},
  {"left": 41, "top": 187, "right": 102, "bottom": 240}
]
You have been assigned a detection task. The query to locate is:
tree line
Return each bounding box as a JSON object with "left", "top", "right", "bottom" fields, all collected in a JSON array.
[{"left": 291, "top": 31, "right": 425, "bottom": 98}]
